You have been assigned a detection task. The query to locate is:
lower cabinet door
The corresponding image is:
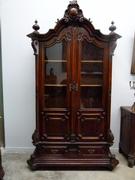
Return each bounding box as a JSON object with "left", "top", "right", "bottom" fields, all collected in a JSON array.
[
  {"left": 76, "top": 110, "right": 105, "bottom": 141},
  {"left": 42, "top": 110, "right": 70, "bottom": 142}
]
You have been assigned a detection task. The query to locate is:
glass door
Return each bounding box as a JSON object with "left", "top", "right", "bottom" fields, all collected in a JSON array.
[
  {"left": 43, "top": 40, "right": 70, "bottom": 141},
  {"left": 44, "top": 41, "right": 68, "bottom": 109},
  {"left": 80, "top": 41, "right": 104, "bottom": 109},
  {"left": 76, "top": 38, "right": 105, "bottom": 141}
]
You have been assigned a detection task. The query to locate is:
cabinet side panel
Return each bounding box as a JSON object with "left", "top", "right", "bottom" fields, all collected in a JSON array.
[{"left": 120, "top": 108, "right": 130, "bottom": 154}]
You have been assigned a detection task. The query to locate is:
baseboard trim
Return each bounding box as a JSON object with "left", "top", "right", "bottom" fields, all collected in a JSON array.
[
  {"left": 3, "top": 147, "right": 34, "bottom": 154},
  {"left": 110, "top": 147, "right": 119, "bottom": 153}
]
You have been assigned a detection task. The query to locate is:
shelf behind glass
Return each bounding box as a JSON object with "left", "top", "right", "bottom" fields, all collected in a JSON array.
[
  {"left": 81, "top": 62, "right": 103, "bottom": 74},
  {"left": 44, "top": 61, "right": 67, "bottom": 85},
  {"left": 80, "top": 84, "right": 102, "bottom": 87},
  {"left": 80, "top": 86, "right": 102, "bottom": 108},
  {"left": 44, "top": 84, "right": 67, "bottom": 87},
  {"left": 44, "top": 85, "right": 67, "bottom": 108},
  {"left": 81, "top": 60, "right": 103, "bottom": 63},
  {"left": 81, "top": 72, "right": 103, "bottom": 85},
  {"left": 81, "top": 72, "right": 103, "bottom": 75},
  {"left": 44, "top": 60, "right": 67, "bottom": 62}
]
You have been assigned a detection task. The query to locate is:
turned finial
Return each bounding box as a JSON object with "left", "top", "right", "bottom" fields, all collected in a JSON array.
[
  {"left": 109, "top": 21, "right": 116, "bottom": 34},
  {"left": 32, "top": 20, "right": 40, "bottom": 33}
]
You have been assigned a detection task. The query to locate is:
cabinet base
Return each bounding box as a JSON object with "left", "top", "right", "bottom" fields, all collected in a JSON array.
[{"left": 27, "top": 149, "right": 119, "bottom": 171}]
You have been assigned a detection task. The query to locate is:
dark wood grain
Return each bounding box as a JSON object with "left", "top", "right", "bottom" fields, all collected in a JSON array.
[
  {"left": 27, "top": 0, "right": 120, "bottom": 170},
  {"left": 119, "top": 107, "right": 135, "bottom": 167}
]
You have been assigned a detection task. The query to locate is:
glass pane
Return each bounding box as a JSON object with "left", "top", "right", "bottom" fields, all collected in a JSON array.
[
  {"left": 81, "top": 74, "right": 103, "bottom": 85},
  {"left": 82, "top": 41, "right": 103, "bottom": 60},
  {"left": 45, "top": 42, "right": 66, "bottom": 60},
  {"left": 45, "top": 62, "right": 67, "bottom": 85},
  {"left": 44, "top": 41, "right": 68, "bottom": 108},
  {"left": 81, "top": 62, "right": 103, "bottom": 73},
  {"left": 80, "top": 41, "right": 103, "bottom": 108},
  {"left": 44, "top": 86, "right": 67, "bottom": 108},
  {"left": 80, "top": 87, "right": 102, "bottom": 108},
  {"left": 81, "top": 62, "right": 103, "bottom": 85}
]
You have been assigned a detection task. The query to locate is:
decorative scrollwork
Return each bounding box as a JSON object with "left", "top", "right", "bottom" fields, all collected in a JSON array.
[
  {"left": 65, "top": 133, "right": 79, "bottom": 142},
  {"left": 107, "top": 129, "right": 114, "bottom": 146},
  {"left": 32, "top": 130, "right": 40, "bottom": 145},
  {"left": 41, "top": 133, "right": 48, "bottom": 141},
  {"left": 66, "top": 32, "right": 72, "bottom": 41},
  {"left": 63, "top": 0, "right": 84, "bottom": 23},
  {"left": 70, "top": 133, "right": 78, "bottom": 142},
  {"left": 78, "top": 32, "right": 83, "bottom": 41},
  {"left": 31, "top": 40, "right": 39, "bottom": 55},
  {"left": 110, "top": 40, "right": 117, "bottom": 56}
]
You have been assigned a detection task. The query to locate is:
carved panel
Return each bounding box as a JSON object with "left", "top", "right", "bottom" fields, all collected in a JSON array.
[
  {"left": 42, "top": 110, "right": 70, "bottom": 141},
  {"left": 77, "top": 110, "right": 105, "bottom": 141}
]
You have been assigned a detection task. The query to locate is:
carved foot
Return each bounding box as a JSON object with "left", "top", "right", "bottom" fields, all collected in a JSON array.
[
  {"left": 108, "top": 154, "right": 119, "bottom": 170},
  {"left": 128, "top": 157, "right": 135, "bottom": 168},
  {"left": 27, "top": 158, "right": 37, "bottom": 171}
]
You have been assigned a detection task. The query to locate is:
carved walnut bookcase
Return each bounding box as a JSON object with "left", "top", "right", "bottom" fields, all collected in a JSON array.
[{"left": 27, "top": 0, "right": 121, "bottom": 170}]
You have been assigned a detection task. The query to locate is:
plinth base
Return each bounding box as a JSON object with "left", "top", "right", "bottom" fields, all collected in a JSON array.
[{"left": 27, "top": 148, "right": 119, "bottom": 171}]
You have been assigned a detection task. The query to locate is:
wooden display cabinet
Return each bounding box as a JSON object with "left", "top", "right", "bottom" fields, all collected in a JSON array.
[{"left": 27, "top": 0, "right": 121, "bottom": 170}]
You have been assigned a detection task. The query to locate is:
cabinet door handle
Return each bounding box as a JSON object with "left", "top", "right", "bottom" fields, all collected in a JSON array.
[{"left": 69, "top": 81, "right": 78, "bottom": 92}]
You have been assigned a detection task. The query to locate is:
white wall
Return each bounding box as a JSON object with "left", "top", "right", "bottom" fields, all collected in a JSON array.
[{"left": 1, "top": 0, "right": 135, "bottom": 150}]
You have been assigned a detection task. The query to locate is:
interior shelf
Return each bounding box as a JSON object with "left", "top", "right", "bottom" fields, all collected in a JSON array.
[
  {"left": 81, "top": 72, "right": 103, "bottom": 75},
  {"left": 81, "top": 60, "right": 103, "bottom": 63},
  {"left": 44, "top": 84, "right": 67, "bottom": 87},
  {"left": 44, "top": 60, "right": 67, "bottom": 62},
  {"left": 80, "top": 84, "right": 102, "bottom": 87}
]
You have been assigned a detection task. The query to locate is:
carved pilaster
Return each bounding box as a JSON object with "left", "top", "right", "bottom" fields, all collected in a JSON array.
[{"left": 31, "top": 40, "right": 39, "bottom": 55}]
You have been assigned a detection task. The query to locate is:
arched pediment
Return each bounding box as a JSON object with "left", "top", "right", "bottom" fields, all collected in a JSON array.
[{"left": 27, "top": 0, "right": 121, "bottom": 55}]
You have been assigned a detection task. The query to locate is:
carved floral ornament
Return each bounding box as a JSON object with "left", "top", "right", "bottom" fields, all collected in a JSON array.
[
  {"left": 28, "top": 0, "right": 121, "bottom": 57},
  {"left": 63, "top": 0, "right": 84, "bottom": 22}
]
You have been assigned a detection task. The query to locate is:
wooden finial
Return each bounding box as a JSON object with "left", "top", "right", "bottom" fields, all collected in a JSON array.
[
  {"left": 32, "top": 20, "right": 40, "bottom": 33},
  {"left": 109, "top": 21, "right": 116, "bottom": 33}
]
